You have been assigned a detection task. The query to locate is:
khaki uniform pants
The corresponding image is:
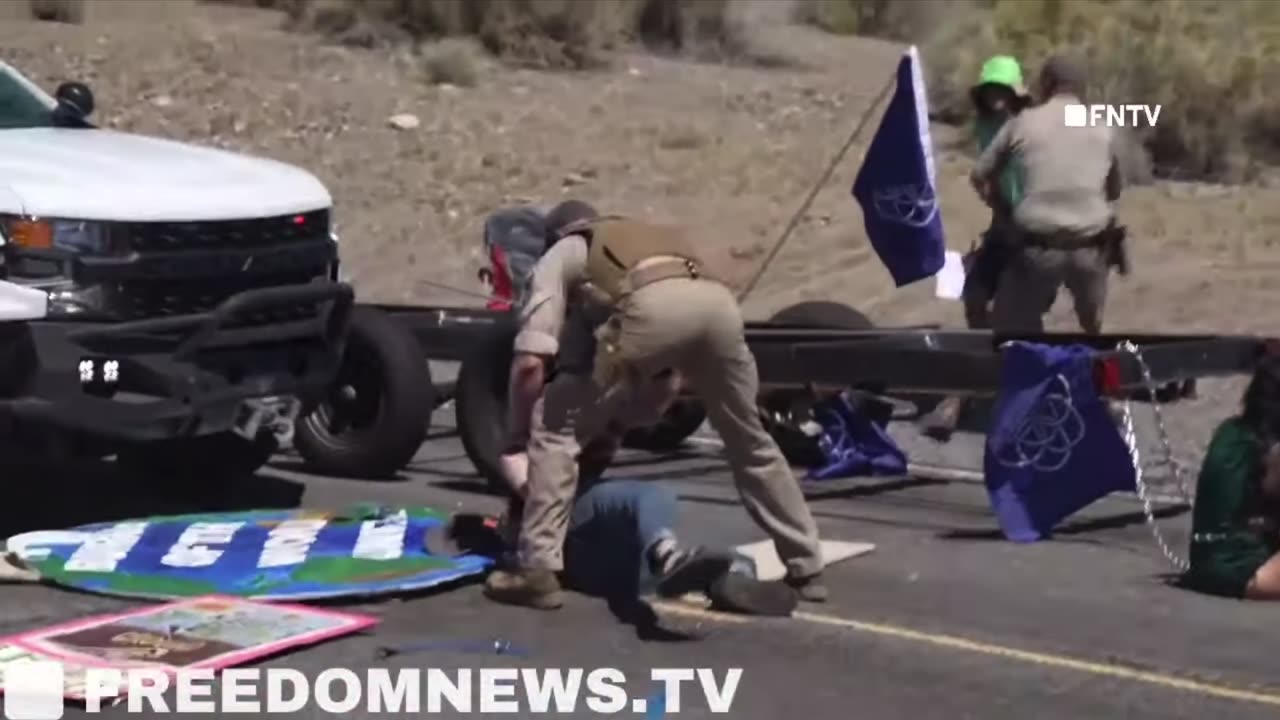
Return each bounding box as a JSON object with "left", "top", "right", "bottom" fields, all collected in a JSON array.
[
  {"left": 991, "top": 246, "right": 1108, "bottom": 335},
  {"left": 518, "top": 277, "right": 823, "bottom": 577}
]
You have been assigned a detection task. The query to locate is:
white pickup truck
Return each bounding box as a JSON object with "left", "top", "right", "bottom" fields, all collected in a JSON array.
[{"left": 0, "top": 60, "right": 356, "bottom": 482}]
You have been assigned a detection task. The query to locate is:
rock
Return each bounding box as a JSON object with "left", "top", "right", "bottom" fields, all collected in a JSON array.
[
  {"left": 150, "top": 94, "right": 173, "bottom": 108},
  {"left": 562, "top": 172, "right": 589, "bottom": 187},
  {"left": 388, "top": 113, "right": 420, "bottom": 131}
]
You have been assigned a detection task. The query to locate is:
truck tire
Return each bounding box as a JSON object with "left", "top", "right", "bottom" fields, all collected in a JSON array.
[
  {"left": 763, "top": 301, "right": 874, "bottom": 465},
  {"left": 455, "top": 324, "right": 517, "bottom": 493},
  {"left": 116, "top": 432, "right": 278, "bottom": 489},
  {"left": 293, "top": 306, "right": 434, "bottom": 479}
]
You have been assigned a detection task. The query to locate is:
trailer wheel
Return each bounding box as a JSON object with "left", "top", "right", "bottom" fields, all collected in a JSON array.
[
  {"left": 293, "top": 306, "right": 434, "bottom": 479},
  {"left": 622, "top": 398, "right": 707, "bottom": 451},
  {"left": 769, "top": 301, "right": 873, "bottom": 330},
  {"left": 763, "top": 301, "right": 874, "bottom": 465},
  {"left": 116, "top": 432, "right": 278, "bottom": 489},
  {"left": 455, "top": 324, "right": 518, "bottom": 493}
]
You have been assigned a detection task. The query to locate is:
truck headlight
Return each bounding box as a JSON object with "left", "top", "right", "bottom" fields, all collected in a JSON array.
[{"left": 0, "top": 216, "right": 114, "bottom": 254}]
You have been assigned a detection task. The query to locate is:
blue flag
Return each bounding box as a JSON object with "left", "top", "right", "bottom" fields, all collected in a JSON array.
[
  {"left": 852, "top": 46, "right": 946, "bottom": 287},
  {"left": 984, "top": 342, "right": 1137, "bottom": 542},
  {"left": 808, "top": 394, "right": 908, "bottom": 481}
]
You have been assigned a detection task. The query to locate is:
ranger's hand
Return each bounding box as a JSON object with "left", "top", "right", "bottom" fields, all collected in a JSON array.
[{"left": 498, "top": 452, "right": 530, "bottom": 498}]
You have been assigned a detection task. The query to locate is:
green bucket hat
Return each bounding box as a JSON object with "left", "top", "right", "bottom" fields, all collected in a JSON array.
[{"left": 970, "top": 55, "right": 1029, "bottom": 106}]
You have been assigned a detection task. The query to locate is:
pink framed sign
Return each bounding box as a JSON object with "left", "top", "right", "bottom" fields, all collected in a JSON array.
[{"left": 0, "top": 596, "right": 376, "bottom": 700}]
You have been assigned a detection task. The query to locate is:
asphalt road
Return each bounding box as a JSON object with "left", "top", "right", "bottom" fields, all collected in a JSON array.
[{"left": 2, "top": 408, "right": 1279, "bottom": 720}]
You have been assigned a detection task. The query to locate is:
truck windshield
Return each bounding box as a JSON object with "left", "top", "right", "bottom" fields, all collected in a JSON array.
[{"left": 0, "top": 67, "right": 54, "bottom": 130}]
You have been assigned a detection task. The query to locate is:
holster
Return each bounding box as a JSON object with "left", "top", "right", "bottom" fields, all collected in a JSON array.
[{"left": 1099, "top": 222, "right": 1131, "bottom": 276}]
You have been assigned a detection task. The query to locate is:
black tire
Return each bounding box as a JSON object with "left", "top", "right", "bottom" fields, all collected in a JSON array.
[
  {"left": 622, "top": 397, "right": 707, "bottom": 451},
  {"left": 293, "top": 306, "right": 434, "bottom": 479},
  {"left": 764, "top": 301, "right": 874, "bottom": 465},
  {"left": 116, "top": 432, "right": 278, "bottom": 488},
  {"left": 455, "top": 324, "right": 518, "bottom": 493},
  {"left": 768, "top": 300, "right": 873, "bottom": 330}
]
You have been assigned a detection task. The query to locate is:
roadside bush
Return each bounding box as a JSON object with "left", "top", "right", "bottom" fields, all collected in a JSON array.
[
  {"left": 797, "top": 0, "right": 1280, "bottom": 183},
  {"left": 216, "top": 0, "right": 754, "bottom": 70}
]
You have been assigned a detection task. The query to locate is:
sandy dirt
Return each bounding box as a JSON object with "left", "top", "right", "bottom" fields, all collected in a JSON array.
[{"left": 3, "top": 0, "right": 1277, "bottom": 467}]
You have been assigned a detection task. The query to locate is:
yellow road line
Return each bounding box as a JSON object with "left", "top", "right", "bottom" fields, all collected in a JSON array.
[{"left": 654, "top": 602, "right": 1280, "bottom": 707}]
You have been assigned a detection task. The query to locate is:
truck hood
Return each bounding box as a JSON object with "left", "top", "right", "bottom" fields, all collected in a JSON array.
[{"left": 0, "top": 128, "right": 331, "bottom": 222}]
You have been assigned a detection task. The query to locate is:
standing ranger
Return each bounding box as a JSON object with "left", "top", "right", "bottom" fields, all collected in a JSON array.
[{"left": 970, "top": 54, "right": 1125, "bottom": 335}]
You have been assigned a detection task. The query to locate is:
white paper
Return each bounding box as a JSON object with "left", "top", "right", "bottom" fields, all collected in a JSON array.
[
  {"left": 934, "top": 250, "right": 966, "bottom": 300},
  {"left": 733, "top": 540, "right": 876, "bottom": 582}
]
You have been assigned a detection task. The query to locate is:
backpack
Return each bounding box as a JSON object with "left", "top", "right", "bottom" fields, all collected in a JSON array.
[{"left": 481, "top": 207, "right": 549, "bottom": 312}]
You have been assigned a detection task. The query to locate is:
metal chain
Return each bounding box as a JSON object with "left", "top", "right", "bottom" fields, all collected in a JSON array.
[{"left": 1115, "top": 340, "right": 1191, "bottom": 571}]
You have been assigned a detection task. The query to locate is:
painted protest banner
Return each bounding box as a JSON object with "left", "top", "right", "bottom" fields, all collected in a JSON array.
[{"left": 5, "top": 505, "right": 494, "bottom": 600}]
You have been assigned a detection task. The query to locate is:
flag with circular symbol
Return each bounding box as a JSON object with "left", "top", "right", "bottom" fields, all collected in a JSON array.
[
  {"left": 4, "top": 505, "right": 495, "bottom": 601},
  {"left": 984, "top": 342, "right": 1136, "bottom": 542},
  {"left": 851, "top": 45, "right": 947, "bottom": 287}
]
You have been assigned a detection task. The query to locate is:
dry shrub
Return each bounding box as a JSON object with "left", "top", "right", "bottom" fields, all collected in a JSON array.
[
  {"left": 800, "top": 0, "right": 1280, "bottom": 183},
  {"left": 249, "top": 0, "right": 759, "bottom": 69},
  {"left": 27, "top": 0, "right": 85, "bottom": 23},
  {"left": 420, "top": 38, "right": 482, "bottom": 87},
  {"left": 792, "top": 0, "right": 964, "bottom": 41}
]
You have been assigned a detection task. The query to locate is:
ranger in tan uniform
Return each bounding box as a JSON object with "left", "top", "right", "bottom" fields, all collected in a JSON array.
[
  {"left": 971, "top": 54, "right": 1124, "bottom": 335},
  {"left": 484, "top": 203, "right": 826, "bottom": 610}
]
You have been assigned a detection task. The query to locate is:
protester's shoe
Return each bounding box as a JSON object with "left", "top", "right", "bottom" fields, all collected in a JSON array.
[
  {"left": 483, "top": 568, "right": 564, "bottom": 610},
  {"left": 707, "top": 572, "right": 798, "bottom": 617},
  {"left": 920, "top": 396, "right": 962, "bottom": 442},
  {"left": 652, "top": 545, "right": 734, "bottom": 599},
  {"left": 785, "top": 572, "right": 829, "bottom": 603}
]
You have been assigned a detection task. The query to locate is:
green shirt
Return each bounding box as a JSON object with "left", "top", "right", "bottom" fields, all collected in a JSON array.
[
  {"left": 974, "top": 114, "right": 1023, "bottom": 211},
  {"left": 1185, "top": 417, "right": 1278, "bottom": 597}
]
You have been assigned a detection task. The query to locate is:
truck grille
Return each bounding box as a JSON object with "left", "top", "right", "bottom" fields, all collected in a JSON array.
[
  {"left": 116, "top": 210, "right": 331, "bottom": 253},
  {"left": 113, "top": 274, "right": 324, "bottom": 324}
]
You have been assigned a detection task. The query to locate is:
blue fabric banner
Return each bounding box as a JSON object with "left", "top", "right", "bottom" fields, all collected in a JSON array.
[
  {"left": 808, "top": 394, "right": 908, "bottom": 481},
  {"left": 851, "top": 45, "right": 947, "bottom": 287},
  {"left": 984, "top": 343, "right": 1137, "bottom": 541}
]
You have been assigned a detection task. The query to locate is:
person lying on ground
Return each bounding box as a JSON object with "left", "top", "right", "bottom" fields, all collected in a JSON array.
[
  {"left": 491, "top": 420, "right": 799, "bottom": 618},
  {"left": 1185, "top": 355, "right": 1280, "bottom": 600}
]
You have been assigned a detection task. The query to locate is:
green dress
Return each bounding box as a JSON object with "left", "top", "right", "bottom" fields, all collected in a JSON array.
[{"left": 1185, "top": 418, "right": 1279, "bottom": 598}]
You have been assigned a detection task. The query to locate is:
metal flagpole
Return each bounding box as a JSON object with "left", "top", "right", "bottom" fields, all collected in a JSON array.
[{"left": 736, "top": 72, "right": 897, "bottom": 305}]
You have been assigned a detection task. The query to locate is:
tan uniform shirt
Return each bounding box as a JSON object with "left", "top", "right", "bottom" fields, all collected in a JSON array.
[
  {"left": 972, "top": 94, "right": 1123, "bottom": 238},
  {"left": 512, "top": 235, "right": 602, "bottom": 373}
]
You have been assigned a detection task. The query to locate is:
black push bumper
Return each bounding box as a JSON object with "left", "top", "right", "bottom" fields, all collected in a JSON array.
[{"left": 2, "top": 282, "right": 353, "bottom": 443}]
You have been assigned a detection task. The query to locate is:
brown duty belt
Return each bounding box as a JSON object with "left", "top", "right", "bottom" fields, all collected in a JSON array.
[
  {"left": 624, "top": 257, "right": 702, "bottom": 294},
  {"left": 1021, "top": 224, "right": 1125, "bottom": 251}
]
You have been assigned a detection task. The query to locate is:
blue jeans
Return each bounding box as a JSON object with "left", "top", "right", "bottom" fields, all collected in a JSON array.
[{"left": 563, "top": 479, "right": 677, "bottom": 599}]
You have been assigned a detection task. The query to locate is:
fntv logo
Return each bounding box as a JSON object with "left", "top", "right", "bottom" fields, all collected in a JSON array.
[{"left": 1063, "top": 104, "right": 1162, "bottom": 128}]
